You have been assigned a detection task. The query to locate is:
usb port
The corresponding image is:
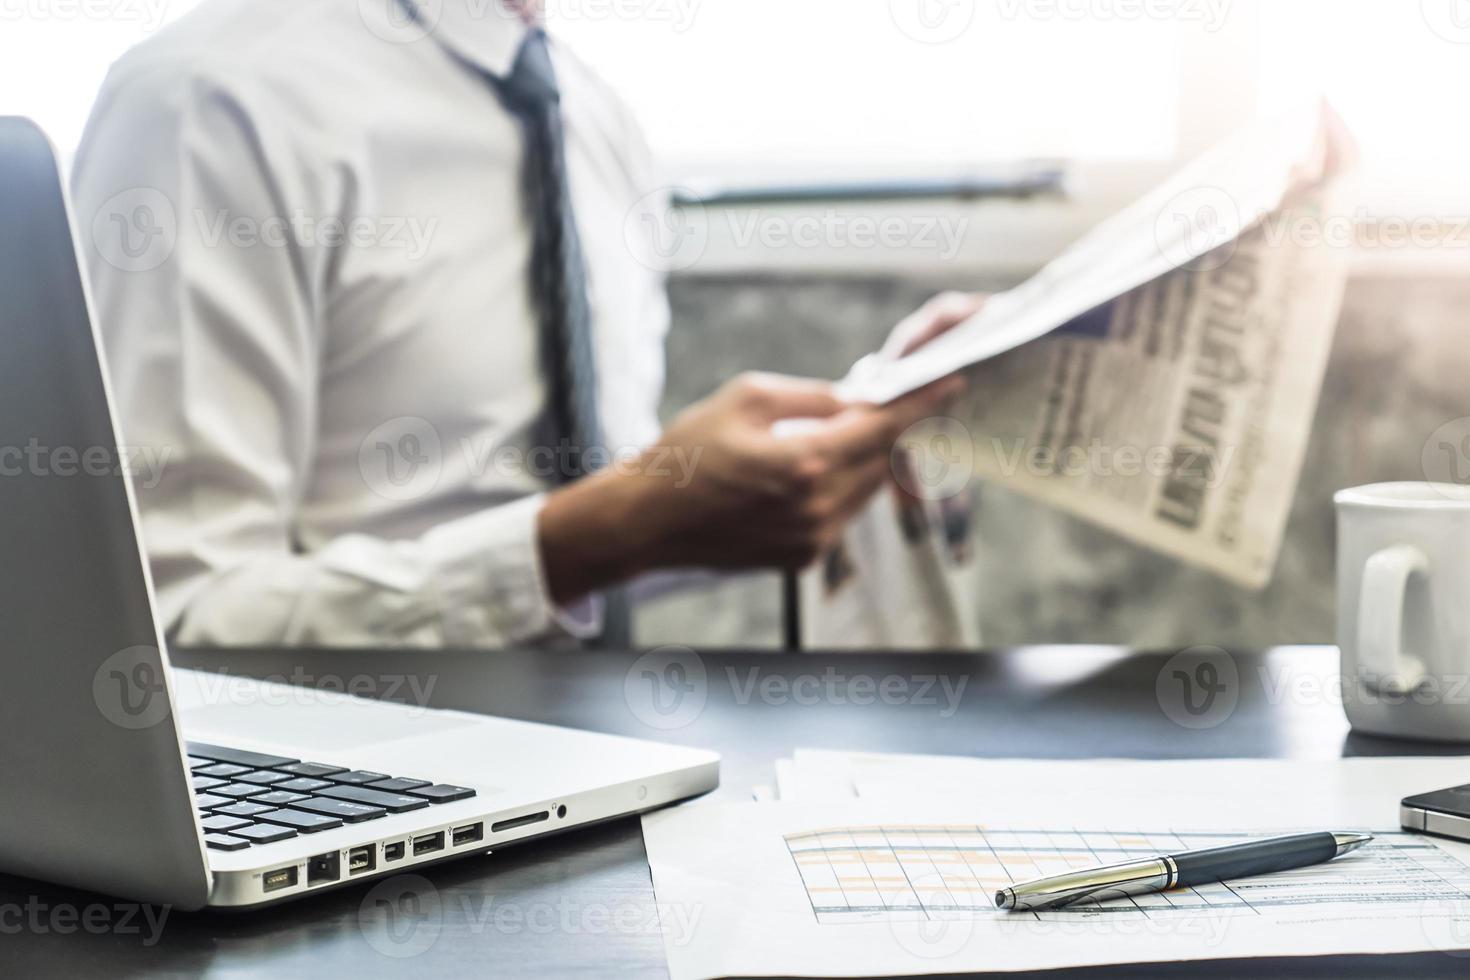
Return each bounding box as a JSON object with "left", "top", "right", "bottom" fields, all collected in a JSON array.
[
  {"left": 348, "top": 845, "right": 376, "bottom": 875},
  {"left": 263, "top": 866, "right": 298, "bottom": 893},
  {"left": 384, "top": 841, "right": 405, "bottom": 862},
  {"left": 413, "top": 831, "right": 444, "bottom": 856},
  {"left": 453, "top": 823, "right": 484, "bottom": 847}
]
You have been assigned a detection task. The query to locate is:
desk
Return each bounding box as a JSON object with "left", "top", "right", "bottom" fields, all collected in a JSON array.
[{"left": 3, "top": 646, "right": 1467, "bottom": 978}]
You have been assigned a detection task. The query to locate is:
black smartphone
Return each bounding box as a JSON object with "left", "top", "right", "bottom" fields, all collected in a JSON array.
[{"left": 1402, "top": 785, "right": 1470, "bottom": 841}]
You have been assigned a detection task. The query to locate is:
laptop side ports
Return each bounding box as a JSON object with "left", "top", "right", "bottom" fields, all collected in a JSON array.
[
  {"left": 263, "top": 866, "right": 298, "bottom": 893},
  {"left": 307, "top": 851, "right": 340, "bottom": 885},
  {"left": 348, "top": 845, "right": 376, "bottom": 875},
  {"left": 453, "top": 823, "right": 484, "bottom": 847}
]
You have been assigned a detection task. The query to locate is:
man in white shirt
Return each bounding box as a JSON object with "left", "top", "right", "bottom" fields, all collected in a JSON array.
[{"left": 71, "top": 0, "right": 976, "bottom": 648}]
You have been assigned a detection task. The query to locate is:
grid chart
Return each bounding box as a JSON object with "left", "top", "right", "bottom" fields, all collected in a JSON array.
[{"left": 785, "top": 826, "right": 1470, "bottom": 923}]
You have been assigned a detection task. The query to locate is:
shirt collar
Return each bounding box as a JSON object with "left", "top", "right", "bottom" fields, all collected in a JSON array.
[{"left": 414, "top": 0, "right": 532, "bottom": 78}]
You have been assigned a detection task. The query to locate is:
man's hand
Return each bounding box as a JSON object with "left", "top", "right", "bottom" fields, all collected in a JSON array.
[
  {"left": 880, "top": 291, "right": 988, "bottom": 361},
  {"left": 539, "top": 372, "right": 965, "bottom": 604}
]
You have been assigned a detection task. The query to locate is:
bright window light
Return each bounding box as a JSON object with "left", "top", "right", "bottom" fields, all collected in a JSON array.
[
  {"left": 1259, "top": 0, "right": 1470, "bottom": 212},
  {"left": 551, "top": 0, "right": 1181, "bottom": 182},
  {"left": 0, "top": 1, "right": 205, "bottom": 154}
]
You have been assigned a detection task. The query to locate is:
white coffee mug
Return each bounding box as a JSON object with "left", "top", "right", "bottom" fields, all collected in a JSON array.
[{"left": 1336, "top": 482, "right": 1470, "bottom": 742}]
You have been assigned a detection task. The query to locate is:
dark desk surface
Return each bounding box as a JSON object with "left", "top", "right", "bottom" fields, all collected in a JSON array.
[{"left": 4, "top": 646, "right": 1468, "bottom": 979}]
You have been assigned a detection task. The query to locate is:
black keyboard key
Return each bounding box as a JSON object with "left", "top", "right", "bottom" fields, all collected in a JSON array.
[
  {"left": 367, "top": 778, "right": 431, "bottom": 793},
  {"left": 200, "top": 814, "right": 252, "bottom": 833},
  {"left": 408, "top": 784, "right": 477, "bottom": 804},
  {"left": 213, "top": 801, "right": 277, "bottom": 818},
  {"left": 237, "top": 770, "right": 291, "bottom": 786},
  {"left": 253, "top": 790, "right": 310, "bottom": 807},
  {"left": 188, "top": 756, "right": 214, "bottom": 770},
  {"left": 274, "top": 762, "right": 347, "bottom": 778},
  {"left": 287, "top": 798, "right": 387, "bottom": 823},
  {"left": 214, "top": 782, "right": 269, "bottom": 799},
  {"left": 194, "top": 763, "right": 252, "bottom": 779},
  {"left": 195, "top": 793, "right": 231, "bottom": 810},
  {"left": 276, "top": 777, "right": 332, "bottom": 793},
  {"left": 186, "top": 742, "right": 300, "bottom": 769},
  {"left": 327, "top": 770, "right": 390, "bottom": 785},
  {"left": 229, "top": 823, "right": 298, "bottom": 844},
  {"left": 204, "top": 833, "right": 250, "bottom": 851},
  {"left": 192, "top": 776, "right": 227, "bottom": 792},
  {"left": 186, "top": 741, "right": 301, "bottom": 769},
  {"left": 257, "top": 809, "right": 344, "bottom": 833},
  {"left": 317, "top": 786, "right": 430, "bottom": 813}
]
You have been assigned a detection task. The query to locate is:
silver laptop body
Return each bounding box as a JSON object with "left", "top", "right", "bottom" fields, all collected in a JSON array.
[{"left": 0, "top": 116, "right": 719, "bottom": 910}]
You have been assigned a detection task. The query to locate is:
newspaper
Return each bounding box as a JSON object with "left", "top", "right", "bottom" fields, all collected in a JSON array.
[{"left": 834, "top": 100, "right": 1358, "bottom": 593}]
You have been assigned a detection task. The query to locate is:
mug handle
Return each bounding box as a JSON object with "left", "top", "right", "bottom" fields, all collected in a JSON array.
[{"left": 1357, "top": 544, "right": 1429, "bottom": 695}]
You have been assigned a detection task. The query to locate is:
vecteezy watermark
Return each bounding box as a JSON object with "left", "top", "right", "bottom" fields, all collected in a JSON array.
[
  {"left": 89, "top": 189, "right": 439, "bottom": 273},
  {"left": 92, "top": 188, "right": 178, "bottom": 274},
  {"left": 94, "top": 657, "right": 442, "bottom": 730},
  {"left": 888, "top": 872, "right": 981, "bottom": 960},
  {"left": 985, "top": 437, "right": 1236, "bottom": 488},
  {"left": 0, "top": 896, "right": 170, "bottom": 945},
  {"left": 725, "top": 210, "right": 970, "bottom": 261},
  {"left": 893, "top": 417, "right": 976, "bottom": 502},
  {"left": 359, "top": 0, "right": 701, "bottom": 45},
  {"left": 1420, "top": 897, "right": 1470, "bottom": 956},
  {"left": 193, "top": 209, "right": 438, "bottom": 261},
  {"left": 93, "top": 646, "right": 172, "bottom": 730},
  {"left": 188, "top": 669, "right": 440, "bottom": 712},
  {"left": 1154, "top": 185, "right": 1242, "bottom": 273},
  {"left": 909, "top": 425, "right": 1237, "bottom": 505},
  {"left": 622, "top": 191, "right": 971, "bottom": 272},
  {"left": 624, "top": 188, "right": 710, "bottom": 272},
  {"left": 357, "top": 416, "right": 703, "bottom": 502},
  {"left": 995, "top": 0, "right": 1232, "bottom": 31},
  {"left": 1156, "top": 646, "right": 1240, "bottom": 730},
  {"left": 995, "top": 905, "right": 1234, "bottom": 944},
  {"left": 888, "top": 0, "right": 977, "bottom": 44},
  {"left": 1259, "top": 662, "right": 1470, "bottom": 711},
  {"left": 622, "top": 647, "right": 971, "bottom": 730},
  {"left": 1421, "top": 417, "right": 1470, "bottom": 491},
  {"left": 359, "top": 873, "right": 702, "bottom": 959},
  {"left": 625, "top": 646, "right": 709, "bottom": 730},
  {"left": 0, "top": 440, "right": 171, "bottom": 490},
  {"left": 359, "top": 416, "right": 444, "bottom": 503},
  {"left": 0, "top": 0, "right": 171, "bottom": 30},
  {"left": 360, "top": 874, "right": 444, "bottom": 958},
  {"left": 726, "top": 667, "right": 970, "bottom": 716},
  {"left": 1421, "top": 0, "right": 1470, "bottom": 44}
]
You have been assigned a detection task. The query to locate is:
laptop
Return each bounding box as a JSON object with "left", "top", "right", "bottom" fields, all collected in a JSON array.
[{"left": 0, "top": 116, "right": 719, "bottom": 909}]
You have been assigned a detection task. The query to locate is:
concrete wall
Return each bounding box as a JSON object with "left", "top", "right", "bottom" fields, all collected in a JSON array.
[{"left": 636, "top": 270, "right": 1470, "bottom": 650}]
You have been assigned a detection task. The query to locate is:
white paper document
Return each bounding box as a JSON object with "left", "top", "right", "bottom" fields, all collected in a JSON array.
[
  {"left": 645, "top": 758, "right": 1470, "bottom": 978},
  {"left": 831, "top": 101, "right": 1357, "bottom": 589}
]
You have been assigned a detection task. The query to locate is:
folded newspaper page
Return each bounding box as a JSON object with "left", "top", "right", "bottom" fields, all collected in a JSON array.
[{"left": 835, "top": 100, "right": 1358, "bottom": 591}]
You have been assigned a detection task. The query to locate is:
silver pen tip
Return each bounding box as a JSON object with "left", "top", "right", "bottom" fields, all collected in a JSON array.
[
  {"left": 994, "top": 888, "right": 1016, "bottom": 910},
  {"left": 1333, "top": 832, "right": 1374, "bottom": 855}
]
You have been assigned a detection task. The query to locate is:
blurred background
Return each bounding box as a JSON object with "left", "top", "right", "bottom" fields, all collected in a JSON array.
[{"left": 6, "top": 0, "right": 1469, "bottom": 647}]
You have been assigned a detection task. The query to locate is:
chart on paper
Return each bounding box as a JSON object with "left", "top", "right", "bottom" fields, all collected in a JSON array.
[{"left": 785, "top": 825, "right": 1470, "bottom": 924}]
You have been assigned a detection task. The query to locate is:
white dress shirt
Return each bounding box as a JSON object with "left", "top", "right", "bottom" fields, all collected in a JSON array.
[{"left": 71, "top": 0, "right": 671, "bottom": 647}]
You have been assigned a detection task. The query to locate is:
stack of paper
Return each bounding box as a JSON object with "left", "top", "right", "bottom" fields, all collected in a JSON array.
[{"left": 645, "top": 752, "right": 1470, "bottom": 979}]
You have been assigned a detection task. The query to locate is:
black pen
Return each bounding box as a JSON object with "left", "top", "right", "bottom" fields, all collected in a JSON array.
[{"left": 994, "top": 831, "right": 1373, "bottom": 912}]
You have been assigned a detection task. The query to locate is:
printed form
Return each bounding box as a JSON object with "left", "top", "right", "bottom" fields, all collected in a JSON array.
[{"left": 645, "top": 758, "right": 1470, "bottom": 978}]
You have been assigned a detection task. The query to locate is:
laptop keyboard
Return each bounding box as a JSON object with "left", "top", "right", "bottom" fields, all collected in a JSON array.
[{"left": 187, "top": 742, "right": 475, "bottom": 851}]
